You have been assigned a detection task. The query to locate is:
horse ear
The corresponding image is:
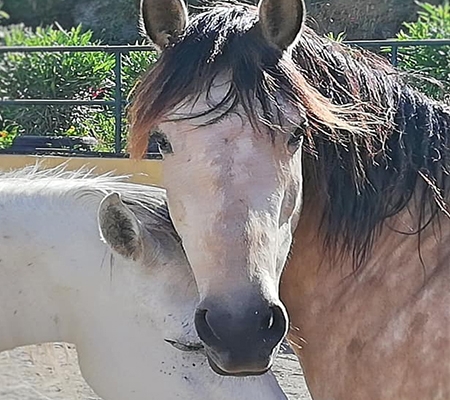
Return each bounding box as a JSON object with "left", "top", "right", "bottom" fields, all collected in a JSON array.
[
  {"left": 98, "top": 192, "right": 144, "bottom": 261},
  {"left": 258, "top": 0, "right": 306, "bottom": 50},
  {"left": 140, "top": 0, "right": 189, "bottom": 49}
]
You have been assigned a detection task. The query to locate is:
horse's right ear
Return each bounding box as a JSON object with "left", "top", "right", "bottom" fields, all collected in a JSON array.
[
  {"left": 98, "top": 192, "right": 144, "bottom": 261},
  {"left": 258, "top": 0, "right": 306, "bottom": 50},
  {"left": 140, "top": 0, "right": 189, "bottom": 50}
]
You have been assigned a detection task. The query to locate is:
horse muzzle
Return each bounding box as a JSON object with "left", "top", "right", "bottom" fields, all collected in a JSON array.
[{"left": 194, "top": 301, "right": 288, "bottom": 376}]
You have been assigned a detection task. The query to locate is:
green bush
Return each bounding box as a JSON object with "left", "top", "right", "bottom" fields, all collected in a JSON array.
[
  {"left": 0, "top": 24, "right": 157, "bottom": 151},
  {"left": 396, "top": 1, "right": 450, "bottom": 101}
]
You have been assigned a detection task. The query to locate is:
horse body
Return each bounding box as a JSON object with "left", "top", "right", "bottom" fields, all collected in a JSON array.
[
  {"left": 282, "top": 200, "right": 450, "bottom": 399},
  {"left": 130, "top": 0, "right": 450, "bottom": 398},
  {"left": 0, "top": 166, "right": 287, "bottom": 400}
]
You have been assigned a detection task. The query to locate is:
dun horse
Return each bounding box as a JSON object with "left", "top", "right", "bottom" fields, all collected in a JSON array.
[
  {"left": 0, "top": 165, "right": 287, "bottom": 400},
  {"left": 129, "top": 0, "right": 450, "bottom": 398}
]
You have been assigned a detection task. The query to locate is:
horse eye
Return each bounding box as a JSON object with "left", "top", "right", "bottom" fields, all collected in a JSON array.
[
  {"left": 287, "top": 129, "right": 304, "bottom": 153},
  {"left": 150, "top": 131, "right": 173, "bottom": 154}
]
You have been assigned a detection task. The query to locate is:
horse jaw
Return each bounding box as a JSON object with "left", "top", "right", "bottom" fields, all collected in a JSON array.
[{"left": 158, "top": 78, "right": 304, "bottom": 375}]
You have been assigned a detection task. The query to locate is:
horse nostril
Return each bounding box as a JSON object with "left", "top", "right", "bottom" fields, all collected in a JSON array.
[
  {"left": 263, "top": 305, "right": 287, "bottom": 344},
  {"left": 194, "top": 308, "right": 222, "bottom": 347}
]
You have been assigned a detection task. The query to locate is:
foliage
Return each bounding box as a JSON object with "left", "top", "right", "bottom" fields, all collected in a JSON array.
[
  {"left": 0, "top": 24, "right": 157, "bottom": 151},
  {"left": 325, "top": 31, "right": 347, "bottom": 42},
  {"left": 396, "top": 1, "right": 450, "bottom": 101},
  {"left": 0, "top": 124, "right": 17, "bottom": 149},
  {"left": 122, "top": 50, "right": 158, "bottom": 98},
  {"left": 0, "top": 25, "right": 114, "bottom": 139}
]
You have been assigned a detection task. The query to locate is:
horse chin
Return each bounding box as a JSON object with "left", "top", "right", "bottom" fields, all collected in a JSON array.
[{"left": 206, "top": 353, "right": 270, "bottom": 377}]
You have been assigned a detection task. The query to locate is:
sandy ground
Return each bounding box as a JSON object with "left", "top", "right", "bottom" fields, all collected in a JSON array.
[{"left": 0, "top": 343, "right": 312, "bottom": 400}]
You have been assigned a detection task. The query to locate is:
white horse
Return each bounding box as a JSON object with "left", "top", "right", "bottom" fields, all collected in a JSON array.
[{"left": 0, "top": 165, "right": 287, "bottom": 400}]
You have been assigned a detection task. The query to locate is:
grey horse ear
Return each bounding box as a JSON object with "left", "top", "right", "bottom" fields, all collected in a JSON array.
[
  {"left": 140, "top": 0, "right": 189, "bottom": 49},
  {"left": 98, "top": 192, "right": 144, "bottom": 261},
  {"left": 258, "top": 0, "right": 306, "bottom": 50}
]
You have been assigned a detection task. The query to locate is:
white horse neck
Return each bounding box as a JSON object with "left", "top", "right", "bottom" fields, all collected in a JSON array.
[
  {"left": 0, "top": 178, "right": 196, "bottom": 352},
  {"left": 0, "top": 180, "right": 111, "bottom": 350}
]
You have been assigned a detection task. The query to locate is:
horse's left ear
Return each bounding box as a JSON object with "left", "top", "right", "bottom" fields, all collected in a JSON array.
[
  {"left": 258, "top": 0, "right": 306, "bottom": 50},
  {"left": 98, "top": 192, "right": 144, "bottom": 261},
  {"left": 140, "top": 0, "right": 189, "bottom": 49}
]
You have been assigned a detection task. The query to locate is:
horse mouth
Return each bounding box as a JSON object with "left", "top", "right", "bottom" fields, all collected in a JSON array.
[
  {"left": 165, "top": 340, "right": 270, "bottom": 376},
  {"left": 165, "top": 339, "right": 204, "bottom": 352},
  {"left": 206, "top": 354, "right": 270, "bottom": 377}
]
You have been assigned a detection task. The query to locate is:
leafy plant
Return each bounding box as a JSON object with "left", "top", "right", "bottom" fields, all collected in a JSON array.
[
  {"left": 0, "top": 24, "right": 158, "bottom": 151},
  {"left": 122, "top": 49, "right": 157, "bottom": 98},
  {"left": 326, "top": 31, "right": 347, "bottom": 43},
  {"left": 0, "top": 125, "right": 17, "bottom": 149},
  {"left": 396, "top": 1, "right": 450, "bottom": 101},
  {"left": 0, "top": 25, "right": 114, "bottom": 137}
]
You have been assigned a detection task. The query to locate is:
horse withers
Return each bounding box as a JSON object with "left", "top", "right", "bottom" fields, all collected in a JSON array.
[
  {"left": 130, "top": 0, "right": 450, "bottom": 398},
  {"left": 0, "top": 165, "right": 287, "bottom": 400}
]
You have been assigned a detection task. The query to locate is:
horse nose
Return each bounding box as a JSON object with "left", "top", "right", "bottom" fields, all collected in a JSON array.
[{"left": 194, "top": 301, "right": 288, "bottom": 376}]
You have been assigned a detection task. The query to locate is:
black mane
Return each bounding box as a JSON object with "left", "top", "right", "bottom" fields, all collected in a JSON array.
[{"left": 291, "top": 26, "right": 450, "bottom": 264}]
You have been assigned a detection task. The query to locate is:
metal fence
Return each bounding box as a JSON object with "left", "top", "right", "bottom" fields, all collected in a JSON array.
[{"left": 0, "top": 39, "right": 449, "bottom": 158}]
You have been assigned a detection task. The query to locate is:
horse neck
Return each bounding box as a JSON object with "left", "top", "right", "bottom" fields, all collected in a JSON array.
[
  {"left": 0, "top": 184, "right": 116, "bottom": 351},
  {"left": 282, "top": 192, "right": 450, "bottom": 398}
]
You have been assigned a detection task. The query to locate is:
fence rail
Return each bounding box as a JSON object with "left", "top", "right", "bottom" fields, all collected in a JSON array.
[
  {"left": 344, "top": 38, "right": 450, "bottom": 66},
  {"left": 1, "top": 39, "right": 449, "bottom": 157}
]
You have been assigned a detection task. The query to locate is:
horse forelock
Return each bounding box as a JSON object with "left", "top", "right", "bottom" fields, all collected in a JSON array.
[{"left": 129, "top": 1, "right": 450, "bottom": 268}]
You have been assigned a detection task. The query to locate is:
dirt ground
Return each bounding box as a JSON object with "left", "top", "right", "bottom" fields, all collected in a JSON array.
[{"left": 0, "top": 342, "right": 312, "bottom": 400}]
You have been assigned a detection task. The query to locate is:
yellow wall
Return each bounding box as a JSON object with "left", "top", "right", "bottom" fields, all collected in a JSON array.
[{"left": 0, "top": 154, "right": 163, "bottom": 186}]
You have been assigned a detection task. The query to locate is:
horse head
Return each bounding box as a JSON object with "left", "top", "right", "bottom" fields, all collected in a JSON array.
[{"left": 129, "top": 0, "right": 312, "bottom": 376}]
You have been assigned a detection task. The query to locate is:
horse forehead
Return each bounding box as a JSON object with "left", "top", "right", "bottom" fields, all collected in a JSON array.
[{"left": 160, "top": 109, "right": 267, "bottom": 158}]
